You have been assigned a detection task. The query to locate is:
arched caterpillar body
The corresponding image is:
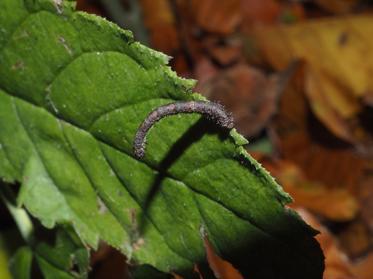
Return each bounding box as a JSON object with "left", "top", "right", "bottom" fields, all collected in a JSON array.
[{"left": 133, "top": 101, "right": 234, "bottom": 159}]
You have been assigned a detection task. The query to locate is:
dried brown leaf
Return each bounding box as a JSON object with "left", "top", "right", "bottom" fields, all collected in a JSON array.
[
  {"left": 261, "top": 158, "right": 359, "bottom": 221},
  {"left": 352, "top": 252, "right": 373, "bottom": 279},
  {"left": 197, "top": 63, "right": 293, "bottom": 136},
  {"left": 270, "top": 70, "right": 367, "bottom": 191},
  {"left": 315, "top": 0, "right": 359, "bottom": 14},
  {"left": 191, "top": 0, "right": 241, "bottom": 34}
]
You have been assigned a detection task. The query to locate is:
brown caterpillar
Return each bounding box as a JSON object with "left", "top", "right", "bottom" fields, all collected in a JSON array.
[{"left": 133, "top": 101, "right": 234, "bottom": 159}]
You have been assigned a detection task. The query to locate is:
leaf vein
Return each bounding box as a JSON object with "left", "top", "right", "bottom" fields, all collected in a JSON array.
[
  {"left": 58, "top": 120, "right": 130, "bottom": 234},
  {"left": 98, "top": 143, "right": 194, "bottom": 263},
  {"left": 87, "top": 97, "right": 172, "bottom": 130},
  {"left": 10, "top": 96, "right": 87, "bottom": 233}
]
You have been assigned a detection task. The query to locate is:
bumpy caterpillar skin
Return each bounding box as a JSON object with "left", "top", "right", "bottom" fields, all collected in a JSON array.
[{"left": 133, "top": 101, "right": 234, "bottom": 159}]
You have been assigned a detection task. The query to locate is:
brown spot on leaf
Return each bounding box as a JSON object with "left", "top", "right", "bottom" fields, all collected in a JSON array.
[
  {"left": 11, "top": 61, "right": 24, "bottom": 71},
  {"left": 338, "top": 32, "right": 349, "bottom": 46},
  {"left": 132, "top": 237, "right": 145, "bottom": 251},
  {"left": 129, "top": 208, "right": 137, "bottom": 226},
  {"left": 97, "top": 197, "right": 108, "bottom": 214}
]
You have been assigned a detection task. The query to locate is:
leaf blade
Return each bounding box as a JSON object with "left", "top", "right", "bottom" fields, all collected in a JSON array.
[{"left": 0, "top": 1, "right": 324, "bottom": 278}]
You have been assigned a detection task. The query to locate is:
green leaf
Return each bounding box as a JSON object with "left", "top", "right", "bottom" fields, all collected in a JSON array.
[
  {"left": 10, "top": 228, "right": 89, "bottom": 279},
  {"left": 0, "top": 233, "right": 13, "bottom": 279},
  {"left": 34, "top": 227, "right": 89, "bottom": 279},
  {"left": 0, "top": 182, "right": 89, "bottom": 279},
  {"left": 9, "top": 247, "right": 32, "bottom": 279},
  {"left": 0, "top": 250, "right": 11, "bottom": 279},
  {"left": 0, "top": 0, "right": 324, "bottom": 278}
]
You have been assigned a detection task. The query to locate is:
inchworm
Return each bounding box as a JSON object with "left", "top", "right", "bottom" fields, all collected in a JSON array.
[{"left": 133, "top": 101, "right": 234, "bottom": 159}]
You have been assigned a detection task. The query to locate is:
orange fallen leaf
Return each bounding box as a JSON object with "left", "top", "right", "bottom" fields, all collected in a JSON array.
[
  {"left": 287, "top": 184, "right": 359, "bottom": 222},
  {"left": 140, "top": 0, "right": 179, "bottom": 54},
  {"left": 352, "top": 252, "right": 373, "bottom": 279},
  {"left": 269, "top": 68, "right": 367, "bottom": 192},
  {"left": 254, "top": 16, "right": 373, "bottom": 98},
  {"left": 260, "top": 158, "right": 359, "bottom": 221},
  {"left": 191, "top": 0, "right": 241, "bottom": 34},
  {"left": 305, "top": 67, "right": 360, "bottom": 140},
  {"left": 241, "top": 0, "right": 281, "bottom": 25},
  {"left": 254, "top": 16, "right": 373, "bottom": 149},
  {"left": 204, "top": 38, "right": 242, "bottom": 66},
  {"left": 337, "top": 220, "right": 372, "bottom": 258},
  {"left": 358, "top": 173, "right": 373, "bottom": 232},
  {"left": 241, "top": 0, "right": 304, "bottom": 27}
]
